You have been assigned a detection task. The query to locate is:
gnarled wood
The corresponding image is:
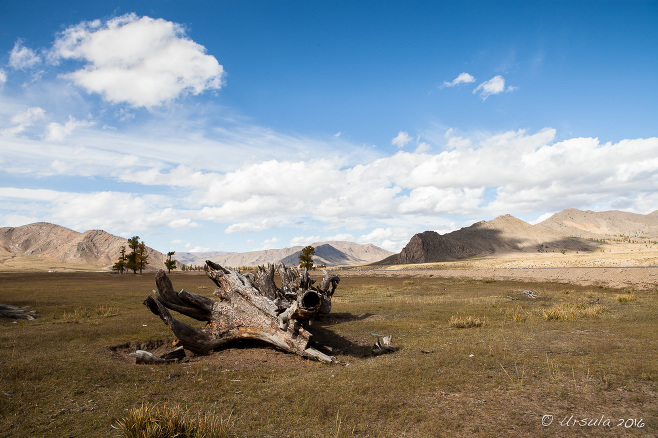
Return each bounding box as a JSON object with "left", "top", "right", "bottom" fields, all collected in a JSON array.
[
  {"left": 130, "top": 346, "right": 185, "bottom": 364},
  {"left": 0, "top": 304, "right": 37, "bottom": 320},
  {"left": 372, "top": 335, "right": 397, "bottom": 355},
  {"left": 143, "top": 262, "right": 339, "bottom": 363},
  {"left": 251, "top": 264, "right": 278, "bottom": 300}
]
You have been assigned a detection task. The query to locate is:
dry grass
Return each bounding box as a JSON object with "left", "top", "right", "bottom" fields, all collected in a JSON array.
[
  {"left": 449, "top": 315, "right": 485, "bottom": 328},
  {"left": 56, "top": 305, "right": 120, "bottom": 323},
  {"left": 113, "top": 403, "right": 233, "bottom": 438},
  {"left": 616, "top": 293, "right": 637, "bottom": 303},
  {"left": 0, "top": 271, "right": 656, "bottom": 437},
  {"left": 511, "top": 309, "right": 528, "bottom": 323},
  {"left": 542, "top": 302, "right": 609, "bottom": 320}
]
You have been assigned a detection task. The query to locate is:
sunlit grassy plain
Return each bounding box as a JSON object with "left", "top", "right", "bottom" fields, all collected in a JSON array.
[{"left": 0, "top": 271, "right": 656, "bottom": 437}]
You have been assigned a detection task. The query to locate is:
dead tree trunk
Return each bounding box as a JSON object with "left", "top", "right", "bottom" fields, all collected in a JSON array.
[
  {"left": 144, "top": 261, "right": 340, "bottom": 363},
  {"left": 0, "top": 304, "right": 37, "bottom": 320}
]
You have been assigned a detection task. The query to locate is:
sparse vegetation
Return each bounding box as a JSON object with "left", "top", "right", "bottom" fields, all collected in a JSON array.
[
  {"left": 449, "top": 314, "right": 485, "bottom": 328},
  {"left": 57, "top": 305, "right": 120, "bottom": 323},
  {"left": 114, "top": 403, "right": 234, "bottom": 438},
  {"left": 0, "top": 272, "right": 655, "bottom": 436},
  {"left": 542, "top": 302, "right": 608, "bottom": 320},
  {"left": 616, "top": 292, "right": 637, "bottom": 302},
  {"left": 511, "top": 307, "right": 528, "bottom": 323}
]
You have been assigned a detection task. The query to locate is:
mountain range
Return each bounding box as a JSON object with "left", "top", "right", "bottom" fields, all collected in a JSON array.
[
  {"left": 176, "top": 241, "right": 394, "bottom": 268},
  {"left": 379, "top": 209, "right": 658, "bottom": 265},
  {"left": 0, "top": 222, "right": 393, "bottom": 270},
  {"left": 0, "top": 222, "right": 177, "bottom": 271},
  {"left": 1, "top": 209, "right": 656, "bottom": 271}
]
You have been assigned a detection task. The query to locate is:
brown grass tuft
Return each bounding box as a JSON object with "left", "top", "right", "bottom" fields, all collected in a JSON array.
[
  {"left": 542, "top": 302, "right": 608, "bottom": 320},
  {"left": 449, "top": 315, "right": 485, "bottom": 328},
  {"left": 616, "top": 293, "right": 637, "bottom": 303},
  {"left": 114, "top": 403, "right": 234, "bottom": 438}
]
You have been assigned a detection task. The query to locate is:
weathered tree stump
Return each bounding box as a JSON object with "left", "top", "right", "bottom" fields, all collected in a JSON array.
[
  {"left": 143, "top": 261, "right": 340, "bottom": 363},
  {"left": 0, "top": 304, "right": 37, "bottom": 320}
]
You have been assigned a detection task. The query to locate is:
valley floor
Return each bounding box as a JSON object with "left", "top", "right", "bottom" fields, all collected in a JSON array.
[{"left": 344, "top": 242, "right": 658, "bottom": 290}]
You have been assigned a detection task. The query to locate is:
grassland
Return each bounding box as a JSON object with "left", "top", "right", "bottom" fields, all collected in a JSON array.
[{"left": 0, "top": 271, "right": 656, "bottom": 437}]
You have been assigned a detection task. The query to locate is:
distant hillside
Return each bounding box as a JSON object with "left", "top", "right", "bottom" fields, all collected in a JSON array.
[
  {"left": 181, "top": 241, "right": 393, "bottom": 268},
  {"left": 0, "top": 222, "right": 178, "bottom": 271},
  {"left": 174, "top": 251, "right": 234, "bottom": 265},
  {"left": 537, "top": 209, "right": 658, "bottom": 238},
  {"left": 379, "top": 208, "right": 657, "bottom": 265},
  {"left": 279, "top": 242, "right": 393, "bottom": 267}
]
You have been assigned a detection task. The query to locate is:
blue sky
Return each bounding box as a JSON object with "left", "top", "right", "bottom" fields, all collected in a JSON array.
[{"left": 1, "top": 0, "right": 657, "bottom": 254}]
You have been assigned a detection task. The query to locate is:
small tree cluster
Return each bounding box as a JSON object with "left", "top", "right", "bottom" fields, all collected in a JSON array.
[{"left": 113, "top": 236, "right": 149, "bottom": 274}]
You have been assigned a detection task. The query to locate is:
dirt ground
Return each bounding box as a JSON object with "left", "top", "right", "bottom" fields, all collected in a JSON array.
[
  {"left": 342, "top": 243, "right": 658, "bottom": 290},
  {"left": 344, "top": 266, "right": 658, "bottom": 290}
]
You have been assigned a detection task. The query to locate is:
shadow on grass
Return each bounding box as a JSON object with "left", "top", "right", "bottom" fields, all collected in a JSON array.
[
  {"left": 110, "top": 312, "right": 377, "bottom": 364},
  {"left": 306, "top": 312, "right": 375, "bottom": 359}
]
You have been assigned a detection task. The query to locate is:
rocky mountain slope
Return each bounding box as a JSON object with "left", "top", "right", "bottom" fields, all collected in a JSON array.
[
  {"left": 180, "top": 241, "right": 393, "bottom": 268},
  {"left": 174, "top": 251, "right": 235, "bottom": 265},
  {"left": 537, "top": 208, "right": 658, "bottom": 238},
  {"left": 380, "top": 209, "right": 658, "bottom": 265},
  {"left": 0, "top": 222, "right": 176, "bottom": 271}
]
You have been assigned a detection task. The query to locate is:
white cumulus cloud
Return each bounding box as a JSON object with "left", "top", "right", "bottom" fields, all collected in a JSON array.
[
  {"left": 392, "top": 130, "right": 412, "bottom": 148},
  {"left": 168, "top": 218, "right": 199, "bottom": 229},
  {"left": 44, "top": 115, "right": 95, "bottom": 142},
  {"left": 9, "top": 40, "right": 41, "bottom": 70},
  {"left": 473, "top": 75, "right": 517, "bottom": 100},
  {"left": 260, "top": 237, "right": 280, "bottom": 250},
  {"left": 357, "top": 227, "right": 413, "bottom": 252},
  {"left": 443, "top": 72, "right": 475, "bottom": 87},
  {"left": 290, "top": 235, "right": 322, "bottom": 247},
  {"left": 49, "top": 13, "right": 224, "bottom": 108}
]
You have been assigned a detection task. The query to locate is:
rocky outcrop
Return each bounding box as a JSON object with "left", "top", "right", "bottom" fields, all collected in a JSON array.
[
  {"left": 377, "top": 208, "right": 658, "bottom": 266},
  {"left": 380, "top": 231, "right": 477, "bottom": 264}
]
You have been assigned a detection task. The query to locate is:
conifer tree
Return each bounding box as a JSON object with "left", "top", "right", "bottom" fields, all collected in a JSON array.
[
  {"left": 299, "top": 245, "right": 315, "bottom": 270},
  {"left": 126, "top": 236, "right": 140, "bottom": 274},
  {"left": 136, "top": 241, "right": 149, "bottom": 274},
  {"left": 125, "top": 236, "right": 149, "bottom": 274},
  {"left": 112, "top": 246, "right": 127, "bottom": 273},
  {"left": 165, "top": 251, "right": 177, "bottom": 273}
]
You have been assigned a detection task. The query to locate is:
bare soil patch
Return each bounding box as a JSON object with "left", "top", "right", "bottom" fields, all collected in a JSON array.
[
  {"left": 348, "top": 266, "right": 658, "bottom": 290},
  {"left": 345, "top": 243, "right": 658, "bottom": 290}
]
